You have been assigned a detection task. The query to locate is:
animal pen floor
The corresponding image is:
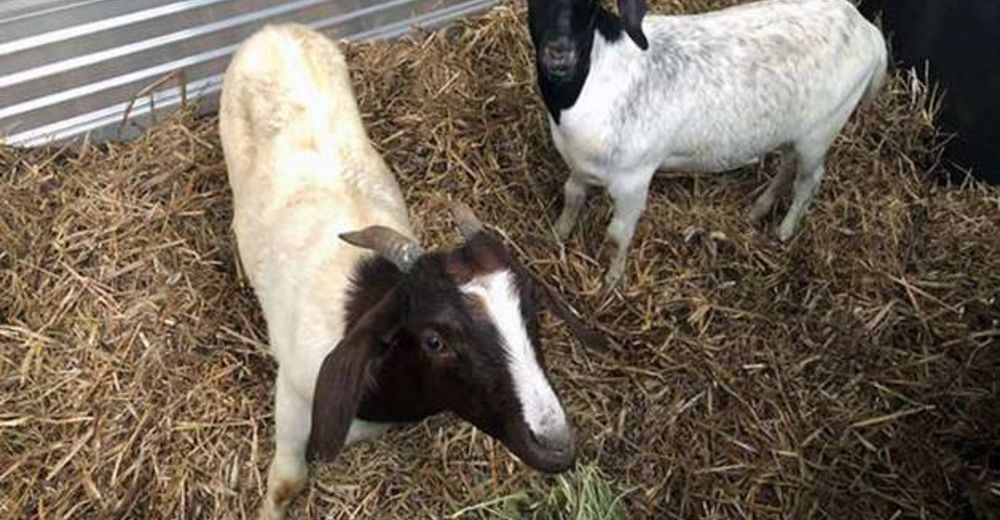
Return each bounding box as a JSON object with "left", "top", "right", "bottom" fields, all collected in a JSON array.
[{"left": 1, "top": 2, "right": 998, "bottom": 519}]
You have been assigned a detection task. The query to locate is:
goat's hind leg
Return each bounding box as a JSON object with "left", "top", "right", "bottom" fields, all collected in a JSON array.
[
  {"left": 776, "top": 90, "right": 866, "bottom": 241},
  {"left": 777, "top": 143, "right": 827, "bottom": 242},
  {"left": 749, "top": 145, "right": 797, "bottom": 223}
]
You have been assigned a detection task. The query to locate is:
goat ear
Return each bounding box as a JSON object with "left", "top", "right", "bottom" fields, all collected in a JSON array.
[
  {"left": 617, "top": 0, "right": 649, "bottom": 50},
  {"left": 508, "top": 251, "right": 608, "bottom": 349},
  {"left": 307, "top": 291, "right": 400, "bottom": 462},
  {"left": 535, "top": 276, "right": 609, "bottom": 350}
]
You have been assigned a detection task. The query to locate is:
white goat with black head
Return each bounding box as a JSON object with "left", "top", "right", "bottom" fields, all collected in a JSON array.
[
  {"left": 220, "top": 24, "right": 591, "bottom": 520},
  {"left": 527, "top": 0, "right": 888, "bottom": 287}
]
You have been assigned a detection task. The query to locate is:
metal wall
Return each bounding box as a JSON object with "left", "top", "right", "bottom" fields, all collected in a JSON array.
[{"left": 0, "top": 0, "right": 497, "bottom": 147}]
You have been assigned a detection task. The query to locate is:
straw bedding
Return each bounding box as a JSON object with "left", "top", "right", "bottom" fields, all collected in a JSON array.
[{"left": 1, "top": 1, "right": 998, "bottom": 519}]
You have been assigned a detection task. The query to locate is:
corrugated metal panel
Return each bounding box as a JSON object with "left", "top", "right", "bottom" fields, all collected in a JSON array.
[{"left": 0, "top": 0, "right": 497, "bottom": 147}]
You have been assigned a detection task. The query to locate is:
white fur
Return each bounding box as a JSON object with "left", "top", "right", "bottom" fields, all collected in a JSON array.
[
  {"left": 219, "top": 24, "right": 412, "bottom": 520},
  {"left": 461, "top": 270, "right": 568, "bottom": 439},
  {"left": 548, "top": 0, "right": 888, "bottom": 285}
]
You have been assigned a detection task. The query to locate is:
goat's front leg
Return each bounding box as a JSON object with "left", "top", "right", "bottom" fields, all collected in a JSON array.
[
  {"left": 603, "top": 170, "right": 654, "bottom": 289},
  {"left": 259, "top": 374, "right": 311, "bottom": 520},
  {"left": 554, "top": 175, "right": 590, "bottom": 242}
]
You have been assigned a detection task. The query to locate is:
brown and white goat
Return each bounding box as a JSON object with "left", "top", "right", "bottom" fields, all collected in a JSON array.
[{"left": 220, "top": 24, "right": 593, "bottom": 519}]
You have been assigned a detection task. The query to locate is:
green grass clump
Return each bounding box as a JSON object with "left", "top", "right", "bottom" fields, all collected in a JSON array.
[{"left": 451, "top": 464, "right": 630, "bottom": 520}]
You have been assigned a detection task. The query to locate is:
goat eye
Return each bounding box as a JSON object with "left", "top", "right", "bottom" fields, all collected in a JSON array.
[{"left": 423, "top": 334, "right": 445, "bottom": 352}]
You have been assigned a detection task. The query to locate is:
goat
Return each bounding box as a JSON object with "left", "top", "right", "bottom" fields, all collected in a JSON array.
[
  {"left": 220, "top": 24, "right": 590, "bottom": 520},
  {"left": 527, "top": 0, "right": 888, "bottom": 287}
]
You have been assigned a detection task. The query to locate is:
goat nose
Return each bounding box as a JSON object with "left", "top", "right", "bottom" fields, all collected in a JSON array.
[
  {"left": 530, "top": 427, "right": 574, "bottom": 454},
  {"left": 542, "top": 45, "right": 577, "bottom": 74}
]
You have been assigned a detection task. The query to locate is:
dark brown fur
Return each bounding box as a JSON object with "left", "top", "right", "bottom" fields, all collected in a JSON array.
[{"left": 307, "top": 228, "right": 596, "bottom": 471}]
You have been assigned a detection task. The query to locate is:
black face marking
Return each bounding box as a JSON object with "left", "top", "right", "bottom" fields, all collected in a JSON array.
[
  {"left": 527, "top": 0, "right": 628, "bottom": 122},
  {"left": 330, "top": 232, "right": 574, "bottom": 471}
]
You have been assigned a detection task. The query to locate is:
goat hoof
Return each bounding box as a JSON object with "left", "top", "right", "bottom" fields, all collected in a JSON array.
[
  {"left": 554, "top": 220, "right": 574, "bottom": 243},
  {"left": 258, "top": 473, "right": 306, "bottom": 520},
  {"left": 776, "top": 224, "right": 796, "bottom": 243},
  {"left": 257, "top": 504, "right": 284, "bottom": 520},
  {"left": 749, "top": 202, "right": 770, "bottom": 224},
  {"left": 601, "top": 265, "right": 625, "bottom": 294}
]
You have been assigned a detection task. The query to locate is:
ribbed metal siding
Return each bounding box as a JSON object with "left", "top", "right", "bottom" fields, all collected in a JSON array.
[{"left": 0, "top": 0, "right": 496, "bottom": 146}]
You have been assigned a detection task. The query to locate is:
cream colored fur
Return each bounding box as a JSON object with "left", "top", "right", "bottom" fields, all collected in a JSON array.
[{"left": 219, "top": 23, "right": 412, "bottom": 520}]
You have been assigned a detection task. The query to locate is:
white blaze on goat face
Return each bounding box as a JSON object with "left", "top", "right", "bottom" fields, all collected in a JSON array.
[{"left": 461, "top": 269, "right": 568, "bottom": 438}]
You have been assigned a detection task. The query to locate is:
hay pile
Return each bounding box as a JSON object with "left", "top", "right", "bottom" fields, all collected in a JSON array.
[{"left": 2, "top": 1, "right": 998, "bottom": 519}]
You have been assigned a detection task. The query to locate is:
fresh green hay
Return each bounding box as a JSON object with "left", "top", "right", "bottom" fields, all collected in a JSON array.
[{"left": 451, "top": 464, "right": 629, "bottom": 520}]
